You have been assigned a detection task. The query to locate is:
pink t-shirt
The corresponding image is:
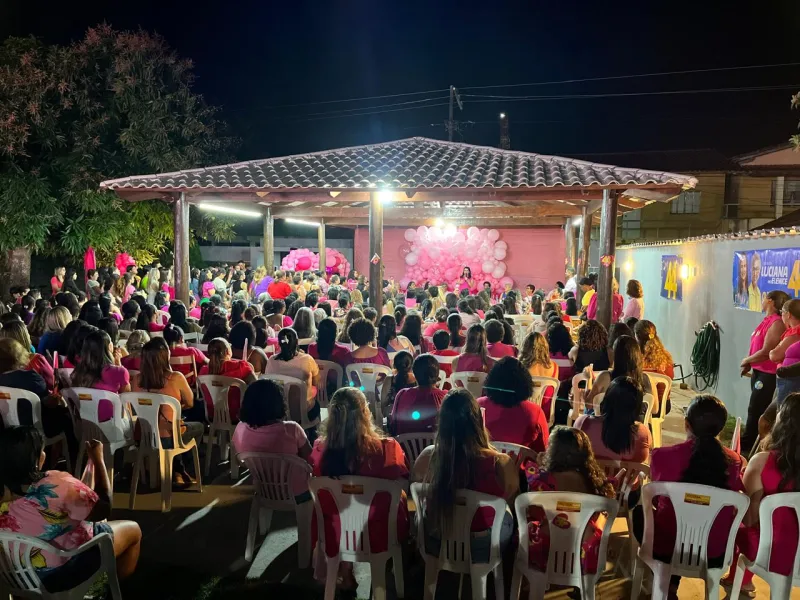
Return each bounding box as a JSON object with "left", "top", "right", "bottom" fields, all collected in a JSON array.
[
  {"left": 92, "top": 364, "right": 130, "bottom": 394},
  {"left": 308, "top": 342, "right": 352, "bottom": 370},
  {"left": 0, "top": 470, "right": 98, "bottom": 568},
  {"left": 573, "top": 415, "right": 651, "bottom": 463},
  {"left": 233, "top": 421, "right": 310, "bottom": 495},
  {"left": 389, "top": 387, "right": 447, "bottom": 435},
  {"left": 750, "top": 314, "right": 783, "bottom": 373},
  {"left": 423, "top": 321, "right": 449, "bottom": 338},
  {"left": 189, "top": 306, "right": 202, "bottom": 320},
  {"left": 782, "top": 340, "right": 800, "bottom": 368},
  {"left": 487, "top": 342, "right": 516, "bottom": 359},
  {"left": 476, "top": 396, "right": 549, "bottom": 452},
  {"left": 453, "top": 353, "right": 494, "bottom": 374},
  {"left": 201, "top": 281, "right": 215, "bottom": 298},
  {"left": 621, "top": 297, "right": 644, "bottom": 321}
]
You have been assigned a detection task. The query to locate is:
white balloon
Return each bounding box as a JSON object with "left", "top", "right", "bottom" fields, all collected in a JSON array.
[
  {"left": 404, "top": 228, "right": 417, "bottom": 242},
  {"left": 405, "top": 253, "right": 419, "bottom": 266},
  {"left": 482, "top": 260, "right": 494, "bottom": 274},
  {"left": 493, "top": 247, "right": 506, "bottom": 260},
  {"left": 487, "top": 229, "right": 500, "bottom": 242},
  {"left": 492, "top": 263, "right": 506, "bottom": 278},
  {"left": 429, "top": 247, "right": 441, "bottom": 260},
  {"left": 495, "top": 241, "right": 507, "bottom": 250}
]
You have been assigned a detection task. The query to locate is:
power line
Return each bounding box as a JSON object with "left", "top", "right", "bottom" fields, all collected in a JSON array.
[
  {"left": 284, "top": 96, "right": 450, "bottom": 119},
  {"left": 243, "top": 88, "right": 449, "bottom": 112},
  {"left": 284, "top": 101, "right": 452, "bottom": 123},
  {"left": 460, "top": 62, "right": 800, "bottom": 91}
]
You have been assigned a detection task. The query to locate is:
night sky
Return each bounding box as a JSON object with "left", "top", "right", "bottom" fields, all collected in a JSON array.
[{"left": 2, "top": 0, "right": 799, "bottom": 164}]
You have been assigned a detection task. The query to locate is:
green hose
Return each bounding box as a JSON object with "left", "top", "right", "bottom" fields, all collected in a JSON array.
[{"left": 690, "top": 321, "right": 721, "bottom": 391}]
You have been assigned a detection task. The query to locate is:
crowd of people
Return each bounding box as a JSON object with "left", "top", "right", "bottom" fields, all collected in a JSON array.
[{"left": 0, "top": 260, "right": 793, "bottom": 599}]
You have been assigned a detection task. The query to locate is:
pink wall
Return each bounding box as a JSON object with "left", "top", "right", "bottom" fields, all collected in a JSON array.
[{"left": 354, "top": 227, "right": 566, "bottom": 292}]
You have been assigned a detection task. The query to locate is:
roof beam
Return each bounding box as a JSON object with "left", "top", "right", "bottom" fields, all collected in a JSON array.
[
  {"left": 270, "top": 205, "right": 582, "bottom": 219},
  {"left": 329, "top": 217, "right": 569, "bottom": 227}
]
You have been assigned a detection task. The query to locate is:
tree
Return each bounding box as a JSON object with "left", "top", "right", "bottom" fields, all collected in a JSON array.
[
  {"left": 0, "top": 24, "right": 237, "bottom": 281},
  {"left": 793, "top": 92, "right": 800, "bottom": 150}
]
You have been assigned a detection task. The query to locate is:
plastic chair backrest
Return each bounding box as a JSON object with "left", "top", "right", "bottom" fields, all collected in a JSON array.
[
  {"left": 197, "top": 374, "right": 246, "bottom": 426},
  {"left": 645, "top": 372, "right": 672, "bottom": 416},
  {"left": 491, "top": 441, "right": 537, "bottom": 469},
  {"left": 189, "top": 342, "right": 209, "bottom": 352},
  {"left": 411, "top": 483, "right": 509, "bottom": 571},
  {"left": 530, "top": 376, "right": 559, "bottom": 407},
  {"left": 169, "top": 354, "right": 198, "bottom": 383},
  {"left": 182, "top": 332, "right": 200, "bottom": 343},
  {"left": 260, "top": 374, "right": 312, "bottom": 428},
  {"left": 748, "top": 492, "right": 800, "bottom": 581},
  {"left": 451, "top": 371, "right": 487, "bottom": 398},
  {"left": 396, "top": 432, "right": 436, "bottom": 465},
  {"left": 437, "top": 370, "right": 448, "bottom": 390},
  {"left": 309, "top": 476, "right": 405, "bottom": 561},
  {"left": 731, "top": 416, "right": 742, "bottom": 453},
  {"left": 297, "top": 337, "right": 315, "bottom": 346},
  {"left": 514, "top": 491, "right": 618, "bottom": 587},
  {"left": 0, "top": 387, "right": 43, "bottom": 434},
  {"left": 642, "top": 394, "right": 654, "bottom": 427},
  {"left": 552, "top": 358, "right": 572, "bottom": 371},
  {"left": 433, "top": 354, "right": 457, "bottom": 366},
  {"left": 596, "top": 459, "right": 650, "bottom": 506},
  {"left": 239, "top": 452, "right": 312, "bottom": 510},
  {"left": 315, "top": 360, "right": 344, "bottom": 406},
  {"left": 121, "top": 392, "right": 185, "bottom": 452},
  {"left": 345, "top": 364, "right": 392, "bottom": 398},
  {"left": 62, "top": 387, "right": 128, "bottom": 444},
  {"left": 639, "top": 481, "right": 749, "bottom": 575}
]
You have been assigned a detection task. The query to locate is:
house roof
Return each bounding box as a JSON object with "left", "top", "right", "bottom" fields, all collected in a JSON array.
[
  {"left": 750, "top": 207, "right": 800, "bottom": 231},
  {"left": 100, "top": 137, "right": 697, "bottom": 196},
  {"left": 570, "top": 148, "right": 738, "bottom": 173}
]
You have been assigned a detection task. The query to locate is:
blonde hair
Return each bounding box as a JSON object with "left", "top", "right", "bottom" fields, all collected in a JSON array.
[
  {"left": 0, "top": 338, "right": 30, "bottom": 372},
  {"left": 318, "top": 388, "right": 384, "bottom": 476},
  {"left": 206, "top": 338, "right": 232, "bottom": 375},
  {"left": 253, "top": 266, "right": 266, "bottom": 283},
  {"left": 126, "top": 330, "right": 151, "bottom": 357},
  {"left": 45, "top": 306, "right": 72, "bottom": 332},
  {"left": 634, "top": 320, "right": 673, "bottom": 371},
  {"left": 351, "top": 289, "right": 363, "bottom": 305},
  {"left": 519, "top": 331, "right": 552, "bottom": 370}
]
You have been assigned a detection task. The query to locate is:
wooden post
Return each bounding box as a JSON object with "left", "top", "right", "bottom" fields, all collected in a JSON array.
[
  {"left": 596, "top": 189, "right": 619, "bottom": 329},
  {"left": 564, "top": 218, "right": 574, "bottom": 272},
  {"left": 262, "top": 206, "right": 274, "bottom": 273},
  {"left": 173, "top": 192, "right": 190, "bottom": 305},
  {"left": 368, "top": 192, "right": 384, "bottom": 315},
  {"left": 317, "top": 218, "right": 326, "bottom": 274},
  {"left": 577, "top": 206, "right": 591, "bottom": 279},
  {"left": 569, "top": 223, "right": 578, "bottom": 272}
]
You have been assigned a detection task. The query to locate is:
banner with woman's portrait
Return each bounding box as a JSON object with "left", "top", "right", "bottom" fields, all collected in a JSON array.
[{"left": 732, "top": 248, "right": 800, "bottom": 311}]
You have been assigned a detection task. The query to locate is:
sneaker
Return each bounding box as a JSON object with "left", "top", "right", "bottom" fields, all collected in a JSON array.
[{"left": 721, "top": 575, "right": 756, "bottom": 598}]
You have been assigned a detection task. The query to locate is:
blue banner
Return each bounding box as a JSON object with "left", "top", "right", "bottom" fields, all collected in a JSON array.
[
  {"left": 661, "top": 255, "right": 683, "bottom": 301},
  {"left": 733, "top": 247, "right": 800, "bottom": 312}
]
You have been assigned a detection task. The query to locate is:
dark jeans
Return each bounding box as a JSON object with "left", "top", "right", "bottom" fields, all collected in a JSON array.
[
  {"left": 305, "top": 401, "right": 321, "bottom": 444},
  {"left": 776, "top": 375, "right": 800, "bottom": 406},
  {"left": 39, "top": 522, "right": 113, "bottom": 593},
  {"left": 742, "top": 370, "right": 776, "bottom": 454},
  {"left": 424, "top": 509, "right": 514, "bottom": 563}
]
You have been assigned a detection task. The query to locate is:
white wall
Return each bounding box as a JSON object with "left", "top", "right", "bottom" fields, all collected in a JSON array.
[{"left": 617, "top": 233, "right": 800, "bottom": 419}]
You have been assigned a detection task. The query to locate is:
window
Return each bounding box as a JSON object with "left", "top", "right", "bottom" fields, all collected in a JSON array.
[
  {"left": 621, "top": 209, "right": 641, "bottom": 239},
  {"left": 772, "top": 177, "right": 800, "bottom": 206},
  {"left": 670, "top": 190, "right": 701, "bottom": 214}
]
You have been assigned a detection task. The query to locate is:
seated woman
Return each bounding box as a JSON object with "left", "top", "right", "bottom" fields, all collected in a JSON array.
[
  {"left": 310, "top": 388, "right": 409, "bottom": 591},
  {"left": 0, "top": 427, "right": 142, "bottom": 590},
  {"left": 389, "top": 354, "right": 445, "bottom": 435},
  {"left": 336, "top": 308, "right": 363, "bottom": 345},
  {"left": 633, "top": 395, "right": 744, "bottom": 598},
  {"left": 453, "top": 324, "right": 495, "bottom": 374},
  {"left": 119, "top": 300, "right": 140, "bottom": 333},
  {"left": 292, "top": 307, "right": 317, "bottom": 343},
  {"left": 386, "top": 350, "right": 416, "bottom": 408},
  {"left": 724, "top": 393, "right": 800, "bottom": 597},
  {"left": 120, "top": 330, "right": 150, "bottom": 372},
  {"left": 634, "top": 320, "right": 674, "bottom": 417},
  {"left": 70, "top": 330, "right": 130, "bottom": 395},
  {"left": 0, "top": 319, "right": 54, "bottom": 390},
  {"left": 62, "top": 322, "right": 94, "bottom": 369},
  {"left": 606, "top": 322, "right": 633, "bottom": 366},
  {"left": 399, "top": 313, "right": 428, "bottom": 353},
  {"left": 377, "top": 315, "right": 415, "bottom": 354},
  {"left": 574, "top": 376, "right": 651, "bottom": 463},
  {"left": 545, "top": 321, "right": 573, "bottom": 373},
  {"left": 163, "top": 323, "right": 208, "bottom": 385},
  {"left": 133, "top": 337, "right": 203, "bottom": 486},
  {"left": 457, "top": 298, "right": 480, "bottom": 329},
  {"left": 447, "top": 313, "right": 466, "bottom": 350},
  {"left": 348, "top": 318, "right": 391, "bottom": 367},
  {"left": 569, "top": 319, "right": 610, "bottom": 374},
  {"left": 520, "top": 331, "right": 559, "bottom": 379},
  {"left": 201, "top": 314, "right": 229, "bottom": 344},
  {"left": 394, "top": 305, "right": 407, "bottom": 332},
  {"left": 413, "top": 389, "right": 519, "bottom": 565},
  {"left": 524, "top": 427, "right": 616, "bottom": 574},
  {"left": 477, "top": 357, "right": 549, "bottom": 452},
  {"left": 423, "top": 308, "right": 450, "bottom": 338},
  {"left": 264, "top": 328, "right": 321, "bottom": 431},
  {"left": 333, "top": 295, "right": 349, "bottom": 319},
  {"left": 485, "top": 319, "right": 516, "bottom": 359},
  {"left": 36, "top": 306, "right": 72, "bottom": 356},
  {"left": 430, "top": 330, "right": 458, "bottom": 378},
  {"left": 135, "top": 304, "right": 165, "bottom": 334},
  {"left": 229, "top": 321, "right": 268, "bottom": 375},
  {"left": 168, "top": 301, "right": 202, "bottom": 335},
  {"left": 199, "top": 337, "right": 256, "bottom": 384},
  {"left": 308, "top": 318, "right": 352, "bottom": 369}
]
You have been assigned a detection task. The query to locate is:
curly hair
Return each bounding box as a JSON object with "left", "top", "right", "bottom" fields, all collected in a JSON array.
[
  {"left": 578, "top": 319, "right": 608, "bottom": 353},
  {"left": 519, "top": 332, "right": 552, "bottom": 370},
  {"left": 626, "top": 279, "right": 643, "bottom": 298},
  {"left": 634, "top": 320, "right": 673, "bottom": 371},
  {"left": 544, "top": 427, "right": 614, "bottom": 498}
]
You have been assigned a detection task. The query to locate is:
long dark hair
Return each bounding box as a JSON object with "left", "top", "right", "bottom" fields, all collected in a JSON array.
[
  {"left": 389, "top": 350, "right": 415, "bottom": 404},
  {"left": 168, "top": 301, "right": 191, "bottom": 330},
  {"left": 71, "top": 330, "right": 114, "bottom": 388},
  {"left": 202, "top": 314, "right": 229, "bottom": 344},
  {"left": 600, "top": 377, "right": 644, "bottom": 455},
  {"left": 544, "top": 427, "right": 614, "bottom": 498},
  {"left": 447, "top": 313, "right": 465, "bottom": 347},
  {"left": 681, "top": 395, "right": 731, "bottom": 489},
  {"left": 0, "top": 427, "right": 46, "bottom": 495},
  {"left": 135, "top": 304, "right": 157, "bottom": 330},
  {"left": 139, "top": 337, "right": 171, "bottom": 390},
  {"left": 377, "top": 314, "right": 398, "bottom": 349},
  {"left": 316, "top": 318, "right": 337, "bottom": 360},
  {"left": 276, "top": 327, "right": 299, "bottom": 361},
  {"left": 230, "top": 299, "right": 247, "bottom": 326},
  {"left": 463, "top": 323, "right": 490, "bottom": 368},
  {"left": 546, "top": 322, "right": 573, "bottom": 356},
  {"left": 400, "top": 314, "right": 424, "bottom": 346},
  {"left": 610, "top": 336, "right": 644, "bottom": 381},
  {"left": 767, "top": 393, "right": 800, "bottom": 491}
]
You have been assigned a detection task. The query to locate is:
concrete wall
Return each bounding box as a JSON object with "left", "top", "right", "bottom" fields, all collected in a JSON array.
[
  {"left": 199, "top": 237, "right": 354, "bottom": 268},
  {"left": 353, "top": 226, "right": 566, "bottom": 292},
  {"left": 616, "top": 233, "right": 800, "bottom": 419}
]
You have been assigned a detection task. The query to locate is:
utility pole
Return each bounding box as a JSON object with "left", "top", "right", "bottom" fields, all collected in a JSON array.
[
  {"left": 447, "top": 85, "right": 463, "bottom": 141},
  {"left": 499, "top": 112, "right": 510, "bottom": 149}
]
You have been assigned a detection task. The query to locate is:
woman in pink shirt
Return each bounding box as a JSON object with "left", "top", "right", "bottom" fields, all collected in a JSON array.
[
  {"left": 348, "top": 318, "right": 391, "bottom": 367},
  {"left": 389, "top": 354, "right": 445, "bottom": 435},
  {"left": 308, "top": 318, "right": 352, "bottom": 369},
  {"left": 454, "top": 324, "right": 495, "bottom": 374},
  {"left": 423, "top": 308, "right": 450, "bottom": 338},
  {"left": 70, "top": 330, "right": 130, "bottom": 394},
  {"left": 632, "top": 395, "right": 744, "bottom": 598},
  {"left": 485, "top": 319, "right": 516, "bottom": 359},
  {"left": 477, "top": 356, "right": 549, "bottom": 452},
  {"left": 621, "top": 279, "right": 644, "bottom": 321},
  {"left": 740, "top": 290, "right": 789, "bottom": 453}
]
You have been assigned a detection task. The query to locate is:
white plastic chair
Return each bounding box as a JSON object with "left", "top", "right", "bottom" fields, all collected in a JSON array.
[
  {"left": 189, "top": 342, "right": 209, "bottom": 352},
  {"left": 315, "top": 360, "right": 344, "bottom": 409},
  {"left": 122, "top": 392, "right": 203, "bottom": 512},
  {"left": 182, "top": 331, "right": 200, "bottom": 344},
  {"left": 198, "top": 375, "right": 247, "bottom": 478},
  {"left": 297, "top": 337, "right": 315, "bottom": 346},
  {"left": 631, "top": 481, "right": 749, "bottom": 600},
  {"left": 491, "top": 441, "right": 537, "bottom": 469},
  {"left": 55, "top": 368, "right": 73, "bottom": 389},
  {"left": 511, "top": 491, "right": 618, "bottom": 600},
  {"left": 169, "top": 354, "right": 198, "bottom": 386},
  {"left": 0, "top": 387, "right": 71, "bottom": 473},
  {"left": 552, "top": 358, "right": 573, "bottom": 372},
  {"left": 645, "top": 372, "right": 672, "bottom": 448},
  {"left": 451, "top": 371, "right": 487, "bottom": 399},
  {"left": 260, "top": 374, "right": 320, "bottom": 431},
  {"left": 433, "top": 355, "right": 457, "bottom": 368},
  {"left": 239, "top": 452, "right": 313, "bottom": 566},
  {"left": 529, "top": 376, "right": 559, "bottom": 425},
  {"left": 411, "top": 483, "right": 507, "bottom": 600},
  {"left": 642, "top": 394, "right": 654, "bottom": 429},
  {"left": 61, "top": 388, "right": 134, "bottom": 485},
  {"left": 0, "top": 531, "right": 120, "bottom": 600},
  {"left": 345, "top": 364, "right": 392, "bottom": 426},
  {"left": 310, "top": 476, "right": 406, "bottom": 600},
  {"left": 729, "top": 491, "right": 800, "bottom": 600},
  {"left": 437, "top": 370, "right": 448, "bottom": 390},
  {"left": 730, "top": 416, "right": 742, "bottom": 453},
  {"left": 395, "top": 432, "right": 436, "bottom": 466}
]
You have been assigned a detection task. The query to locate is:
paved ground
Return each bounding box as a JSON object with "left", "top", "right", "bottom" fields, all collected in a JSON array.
[{"left": 98, "top": 387, "right": 795, "bottom": 599}]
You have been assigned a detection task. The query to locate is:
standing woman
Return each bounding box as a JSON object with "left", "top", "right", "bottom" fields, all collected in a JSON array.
[
  {"left": 50, "top": 267, "right": 66, "bottom": 296},
  {"left": 456, "top": 266, "right": 477, "bottom": 295},
  {"left": 621, "top": 279, "right": 645, "bottom": 322},
  {"left": 739, "top": 290, "right": 789, "bottom": 453},
  {"left": 769, "top": 299, "right": 800, "bottom": 365}
]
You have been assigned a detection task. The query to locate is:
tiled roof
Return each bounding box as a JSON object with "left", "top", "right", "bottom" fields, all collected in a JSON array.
[
  {"left": 100, "top": 137, "right": 697, "bottom": 194},
  {"left": 571, "top": 148, "right": 739, "bottom": 174}
]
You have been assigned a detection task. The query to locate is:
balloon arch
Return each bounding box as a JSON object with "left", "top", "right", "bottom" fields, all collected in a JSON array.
[
  {"left": 280, "top": 247, "right": 351, "bottom": 277},
  {"left": 399, "top": 226, "right": 513, "bottom": 292}
]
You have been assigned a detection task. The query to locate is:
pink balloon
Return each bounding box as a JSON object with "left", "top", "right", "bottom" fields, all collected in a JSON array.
[
  {"left": 416, "top": 226, "right": 428, "bottom": 240},
  {"left": 399, "top": 278, "right": 411, "bottom": 290},
  {"left": 297, "top": 256, "right": 312, "bottom": 270},
  {"left": 453, "top": 232, "right": 466, "bottom": 244},
  {"left": 419, "top": 254, "right": 432, "bottom": 269},
  {"left": 501, "top": 276, "right": 514, "bottom": 288},
  {"left": 404, "top": 228, "right": 417, "bottom": 242},
  {"left": 467, "top": 226, "right": 480, "bottom": 240},
  {"left": 487, "top": 229, "right": 500, "bottom": 242}
]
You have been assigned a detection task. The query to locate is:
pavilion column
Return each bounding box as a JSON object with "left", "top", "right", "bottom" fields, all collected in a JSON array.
[
  {"left": 564, "top": 218, "right": 574, "bottom": 272},
  {"left": 317, "top": 218, "right": 326, "bottom": 274},
  {"left": 569, "top": 222, "right": 578, "bottom": 272},
  {"left": 577, "top": 206, "right": 591, "bottom": 279},
  {"left": 262, "top": 206, "right": 274, "bottom": 273},
  {"left": 596, "top": 189, "right": 619, "bottom": 329},
  {"left": 368, "top": 192, "right": 384, "bottom": 315},
  {"left": 173, "top": 192, "right": 190, "bottom": 305}
]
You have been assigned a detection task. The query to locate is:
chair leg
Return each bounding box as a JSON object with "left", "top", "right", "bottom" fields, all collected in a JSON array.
[
  {"left": 630, "top": 559, "right": 645, "bottom": 600},
  {"left": 392, "top": 548, "right": 405, "bottom": 598},
  {"left": 204, "top": 428, "right": 214, "bottom": 476},
  {"left": 729, "top": 556, "right": 746, "bottom": 600},
  {"left": 652, "top": 421, "right": 662, "bottom": 448},
  {"left": 493, "top": 564, "right": 504, "bottom": 600},
  {"left": 423, "top": 563, "right": 438, "bottom": 600},
  {"left": 258, "top": 508, "right": 273, "bottom": 535},
  {"left": 323, "top": 558, "right": 339, "bottom": 600},
  {"left": 471, "top": 571, "right": 489, "bottom": 600},
  {"left": 192, "top": 446, "right": 203, "bottom": 492},
  {"left": 581, "top": 574, "right": 596, "bottom": 600},
  {"left": 510, "top": 568, "right": 524, "bottom": 600},
  {"left": 129, "top": 455, "right": 141, "bottom": 510},
  {"left": 370, "top": 558, "right": 388, "bottom": 600},
  {"left": 74, "top": 443, "right": 85, "bottom": 478},
  {"left": 160, "top": 451, "right": 172, "bottom": 513},
  {"left": 245, "top": 498, "right": 259, "bottom": 562},
  {"left": 528, "top": 572, "right": 546, "bottom": 600},
  {"left": 651, "top": 564, "right": 672, "bottom": 600},
  {"left": 61, "top": 438, "right": 72, "bottom": 475},
  {"left": 296, "top": 503, "right": 312, "bottom": 569}
]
